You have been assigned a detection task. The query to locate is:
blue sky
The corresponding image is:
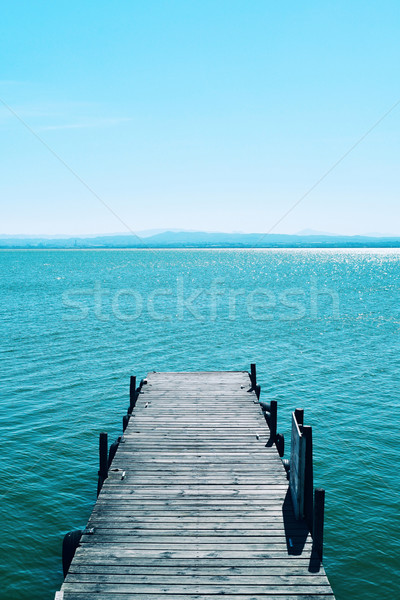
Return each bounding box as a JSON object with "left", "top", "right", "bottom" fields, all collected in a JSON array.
[{"left": 0, "top": 1, "right": 399, "bottom": 235}]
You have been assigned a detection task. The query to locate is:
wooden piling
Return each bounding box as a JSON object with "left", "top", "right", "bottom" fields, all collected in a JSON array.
[
  {"left": 122, "top": 414, "right": 129, "bottom": 432},
  {"left": 129, "top": 375, "right": 136, "bottom": 412},
  {"left": 313, "top": 487, "right": 326, "bottom": 562},
  {"left": 295, "top": 408, "right": 304, "bottom": 427},
  {"left": 250, "top": 363, "right": 256, "bottom": 388},
  {"left": 303, "top": 425, "right": 314, "bottom": 532},
  {"left": 269, "top": 399, "right": 278, "bottom": 441},
  {"left": 275, "top": 432, "right": 284, "bottom": 457},
  {"left": 290, "top": 411, "right": 306, "bottom": 519},
  {"left": 97, "top": 432, "right": 108, "bottom": 496}
]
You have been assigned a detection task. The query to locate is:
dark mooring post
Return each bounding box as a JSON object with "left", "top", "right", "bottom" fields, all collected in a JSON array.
[
  {"left": 294, "top": 408, "right": 304, "bottom": 427},
  {"left": 97, "top": 432, "right": 108, "bottom": 497},
  {"left": 123, "top": 414, "right": 130, "bottom": 432},
  {"left": 129, "top": 375, "right": 137, "bottom": 413},
  {"left": 313, "top": 488, "right": 325, "bottom": 562},
  {"left": 303, "top": 425, "right": 314, "bottom": 532},
  {"left": 250, "top": 363, "right": 256, "bottom": 389},
  {"left": 269, "top": 399, "right": 277, "bottom": 441}
]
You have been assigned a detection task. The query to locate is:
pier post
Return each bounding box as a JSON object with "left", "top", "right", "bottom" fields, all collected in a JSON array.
[
  {"left": 250, "top": 363, "right": 256, "bottom": 389},
  {"left": 62, "top": 530, "right": 82, "bottom": 577},
  {"left": 123, "top": 414, "right": 130, "bottom": 432},
  {"left": 97, "top": 432, "right": 108, "bottom": 496},
  {"left": 129, "top": 375, "right": 137, "bottom": 413},
  {"left": 289, "top": 410, "right": 306, "bottom": 519},
  {"left": 294, "top": 408, "right": 304, "bottom": 427},
  {"left": 275, "top": 432, "right": 284, "bottom": 457},
  {"left": 303, "top": 425, "right": 314, "bottom": 532},
  {"left": 262, "top": 400, "right": 277, "bottom": 446},
  {"left": 313, "top": 488, "right": 325, "bottom": 562},
  {"left": 269, "top": 399, "right": 277, "bottom": 441}
]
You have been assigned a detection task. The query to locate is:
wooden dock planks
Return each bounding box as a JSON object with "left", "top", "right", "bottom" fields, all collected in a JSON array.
[{"left": 59, "top": 370, "right": 335, "bottom": 599}]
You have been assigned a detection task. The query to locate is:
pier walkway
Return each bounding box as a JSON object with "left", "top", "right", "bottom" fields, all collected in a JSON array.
[{"left": 56, "top": 370, "right": 336, "bottom": 599}]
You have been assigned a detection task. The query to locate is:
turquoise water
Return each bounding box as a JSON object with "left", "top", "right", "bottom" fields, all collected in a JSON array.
[{"left": 0, "top": 248, "right": 399, "bottom": 600}]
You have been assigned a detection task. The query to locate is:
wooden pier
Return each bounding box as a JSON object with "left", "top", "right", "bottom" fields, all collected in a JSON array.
[{"left": 56, "top": 368, "right": 336, "bottom": 599}]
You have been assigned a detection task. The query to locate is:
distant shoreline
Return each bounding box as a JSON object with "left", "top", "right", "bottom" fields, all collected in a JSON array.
[
  {"left": 2, "top": 231, "right": 400, "bottom": 249},
  {"left": 2, "top": 243, "right": 400, "bottom": 250}
]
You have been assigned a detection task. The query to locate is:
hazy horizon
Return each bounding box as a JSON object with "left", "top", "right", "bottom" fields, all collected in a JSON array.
[
  {"left": 2, "top": 228, "right": 400, "bottom": 242},
  {"left": 1, "top": 228, "right": 400, "bottom": 239}
]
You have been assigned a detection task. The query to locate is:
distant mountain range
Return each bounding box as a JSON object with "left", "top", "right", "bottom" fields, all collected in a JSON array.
[{"left": 1, "top": 230, "right": 400, "bottom": 248}]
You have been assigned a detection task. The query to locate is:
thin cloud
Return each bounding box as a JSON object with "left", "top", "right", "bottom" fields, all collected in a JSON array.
[
  {"left": 0, "top": 100, "right": 132, "bottom": 130},
  {"left": 38, "top": 117, "right": 132, "bottom": 131},
  {"left": 0, "top": 80, "right": 26, "bottom": 86}
]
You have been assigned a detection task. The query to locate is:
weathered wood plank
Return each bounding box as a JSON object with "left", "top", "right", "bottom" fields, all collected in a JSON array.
[
  {"left": 62, "top": 595, "right": 335, "bottom": 600},
  {"left": 65, "top": 573, "right": 330, "bottom": 585},
  {"left": 61, "top": 582, "right": 334, "bottom": 594},
  {"left": 74, "top": 547, "right": 320, "bottom": 559},
  {"left": 62, "top": 596, "right": 335, "bottom": 600},
  {"left": 87, "top": 512, "right": 299, "bottom": 520},
  {"left": 68, "top": 564, "right": 325, "bottom": 576},
  {"left": 71, "top": 553, "right": 323, "bottom": 567}
]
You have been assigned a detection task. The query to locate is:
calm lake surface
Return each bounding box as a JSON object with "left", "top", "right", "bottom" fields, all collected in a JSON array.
[{"left": 0, "top": 248, "right": 399, "bottom": 600}]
